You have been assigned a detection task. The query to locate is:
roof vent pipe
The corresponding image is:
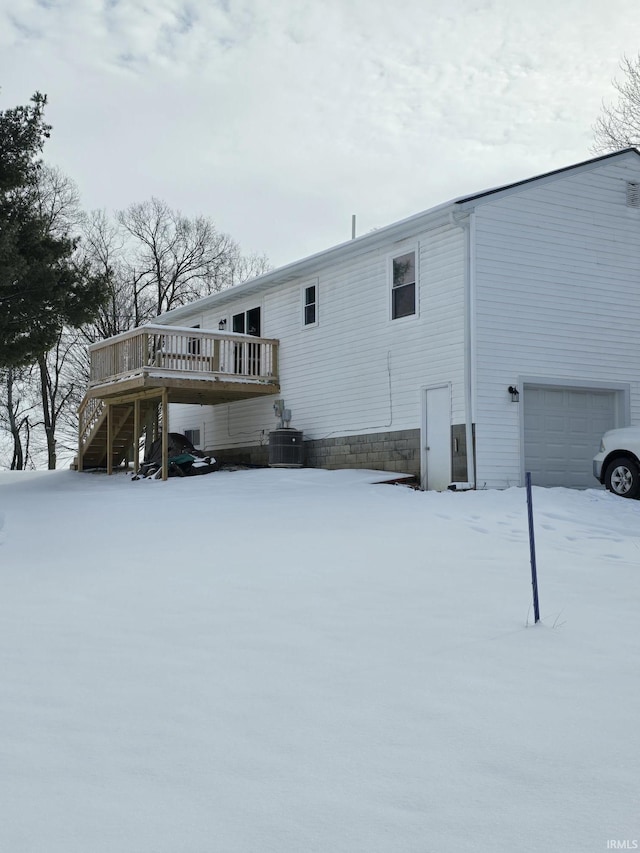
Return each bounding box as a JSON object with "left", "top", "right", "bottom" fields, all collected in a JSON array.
[{"left": 351, "top": 214, "right": 356, "bottom": 239}]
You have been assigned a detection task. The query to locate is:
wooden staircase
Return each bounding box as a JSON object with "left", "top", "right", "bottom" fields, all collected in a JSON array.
[{"left": 76, "top": 396, "right": 137, "bottom": 470}]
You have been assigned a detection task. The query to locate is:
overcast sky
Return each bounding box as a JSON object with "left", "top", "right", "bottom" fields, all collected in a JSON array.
[{"left": 2, "top": 0, "right": 640, "bottom": 268}]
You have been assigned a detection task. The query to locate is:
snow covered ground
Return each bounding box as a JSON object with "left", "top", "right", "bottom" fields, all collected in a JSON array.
[{"left": 1, "top": 468, "right": 639, "bottom": 853}]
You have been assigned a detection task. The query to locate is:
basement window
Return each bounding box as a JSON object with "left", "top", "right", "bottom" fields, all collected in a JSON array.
[
  {"left": 391, "top": 251, "right": 416, "bottom": 319},
  {"left": 184, "top": 428, "right": 201, "bottom": 448}
]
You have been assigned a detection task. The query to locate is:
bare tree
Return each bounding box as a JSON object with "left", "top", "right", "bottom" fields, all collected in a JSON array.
[
  {"left": 80, "top": 209, "right": 134, "bottom": 341},
  {"left": 80, "top": 200, "right": 271, "bottom": 341},
  {"left": 224, "top": 248, "right": 270, "bottom": 288},
  {"left": 22, "top": 165, "right": 100, "bottom": 469},
  {"left": 37, "top": 328, "right": 85, "bottom": 469},
  {"left": 34, "top": 163, "right": 82, "bottom": 233},
  {"left": 593, "top": 54, "right": 640, "bottom": 152},
  {"left": 0, "top": 367, "right": 36, "bottom": 469},
  {"left": 117, "top": 198, "right": 245, "bottom": 320}
]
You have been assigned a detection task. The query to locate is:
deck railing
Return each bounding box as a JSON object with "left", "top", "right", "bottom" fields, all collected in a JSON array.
[
  {"left": 88, "top": 324, "right": 279, "bottom": 388},
  {"left": 78, "top": 395, "right": 106, "bottom": 448}
]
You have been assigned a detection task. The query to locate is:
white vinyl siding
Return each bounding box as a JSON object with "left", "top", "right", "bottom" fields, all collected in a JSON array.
[
  {"left": 168, "top": 223, "right": 466, "bottom": 451},
  {"left": 473, "top": 159, "right": 640, "bottom": 488},
  {"left": 165, "top": 152, "right": 640, "bottom": 487}
]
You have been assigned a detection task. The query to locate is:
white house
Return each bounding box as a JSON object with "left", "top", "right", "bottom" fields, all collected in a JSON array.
[{"left": 80, "top": 149, "right": 640, "bottom": 489}]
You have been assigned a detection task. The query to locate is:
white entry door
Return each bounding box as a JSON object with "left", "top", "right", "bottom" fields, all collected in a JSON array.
[{"left": 422, "top": 385, "right": 451, "bottom": 490}]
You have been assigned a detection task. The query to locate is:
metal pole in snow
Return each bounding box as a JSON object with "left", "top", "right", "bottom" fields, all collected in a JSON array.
[{"left": 525, "top": 472, "right": 541, "bottom": 623}]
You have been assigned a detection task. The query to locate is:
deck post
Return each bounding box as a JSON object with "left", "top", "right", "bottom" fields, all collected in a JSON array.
[
  {"left": 134, "top": 398, "right": 140, "bottom": 474},
  {"left": 77, "top": 411, "right": 84, "bottom": 473},
  {"left": 106, "top": 403, "right": 113, "bottom": 476},
  {"left": 161, "top": 389, "right": 169, "bottom": 481}
]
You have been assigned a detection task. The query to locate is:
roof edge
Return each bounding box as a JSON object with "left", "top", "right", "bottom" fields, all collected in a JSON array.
[
  {"left": 455, "top": 148, "right": 640, "bottom": 207},
  {"left": 158, "top": 201, "right": 456, "bottom": 323},
  {"left": 159, "top": 148, "right": 640, "bottom": 324}
]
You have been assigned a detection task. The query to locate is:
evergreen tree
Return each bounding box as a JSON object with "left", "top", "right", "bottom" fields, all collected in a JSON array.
[{"left": 0, "top": 92, "right": 107, "bottom": 369}]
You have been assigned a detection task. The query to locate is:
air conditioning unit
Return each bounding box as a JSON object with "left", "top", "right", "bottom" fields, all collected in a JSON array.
[{"left": 268, "top": 429, "right": 304, "bottom": 468}]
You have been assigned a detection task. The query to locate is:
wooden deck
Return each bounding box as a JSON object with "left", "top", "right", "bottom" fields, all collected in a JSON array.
[{"left": 77, "top": 324, "right": 280, "bottom": 477}]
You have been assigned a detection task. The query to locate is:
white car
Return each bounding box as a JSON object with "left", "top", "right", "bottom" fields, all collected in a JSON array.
[{"left": 593, "top": 427, "right": 640, "bottom": 498}]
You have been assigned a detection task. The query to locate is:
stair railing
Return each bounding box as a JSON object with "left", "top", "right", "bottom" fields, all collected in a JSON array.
[{"left": 78, "top": 395, "right": 106, "bottom": 449}]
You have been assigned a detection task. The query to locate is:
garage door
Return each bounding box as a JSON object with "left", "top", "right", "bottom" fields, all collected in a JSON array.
[{"left": 524, "top": 385, "right": 618, "bottom": 488}]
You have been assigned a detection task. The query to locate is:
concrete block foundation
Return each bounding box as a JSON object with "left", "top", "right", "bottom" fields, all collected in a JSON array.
[{"left": 210, "top": 428, "right": 421, "bottom": 477}]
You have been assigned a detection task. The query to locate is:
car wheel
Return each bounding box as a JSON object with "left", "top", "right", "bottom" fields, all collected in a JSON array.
[{"left": 604, "top": 456, "right": 640, "bottom": 499}]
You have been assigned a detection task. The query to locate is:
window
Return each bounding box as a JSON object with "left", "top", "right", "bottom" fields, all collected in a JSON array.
[
  {"left": 232, "top": 307, "right": 261, "bottom": 374},
  {"left": 303, "top": 283, "right": 317, "bottom": 327},
  {"left": 391, "top": 251, "right": 416, "bottom": 319},
  {"left": 232, "top": 313, "right": 245, "bottom": 334},
  {"left": 232, "top": 307, "right": 261, "bottom": 336},
  {"left": 185, "top": 428, "right": 201, "bottom": 448}
]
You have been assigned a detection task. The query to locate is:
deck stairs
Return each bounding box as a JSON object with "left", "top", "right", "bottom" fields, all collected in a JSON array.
[{"left": 75, "top": 397, "right": 137, "bottom": 470}]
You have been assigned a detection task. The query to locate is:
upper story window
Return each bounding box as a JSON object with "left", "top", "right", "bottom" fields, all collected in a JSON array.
[
  {"left": 232, "top": 307, "right": 261, "bottom": 374},
  {"left": 302, "top": 282, "right": 318, "bottom": 327},
  {"left": 391, "top": 251, "right": 416, "bottom": 320},
  {"left": 232, "top": 306, "right": 261, "bottom": 336}
]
